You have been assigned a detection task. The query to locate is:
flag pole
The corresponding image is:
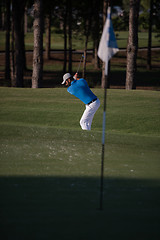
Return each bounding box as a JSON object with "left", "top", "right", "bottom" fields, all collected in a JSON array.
[
  {"left": 99, "top": 75, "right": 107, "bottom": 210},
  {"left": 98, "top": 1, "right": 119, "bottom": 210},
  {"left": 99, "top": 0, "right": 109, "bottom": 211}
]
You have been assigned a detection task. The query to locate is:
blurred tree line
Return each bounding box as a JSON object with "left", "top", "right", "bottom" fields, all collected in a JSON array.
[{"left": 0, "top": 0, "right": 159, "bottom": 89}]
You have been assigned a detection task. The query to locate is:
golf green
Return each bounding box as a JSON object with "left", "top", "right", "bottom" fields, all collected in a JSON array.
[{"left": 0, "top": 88, "right": 160, "bottom": 240}]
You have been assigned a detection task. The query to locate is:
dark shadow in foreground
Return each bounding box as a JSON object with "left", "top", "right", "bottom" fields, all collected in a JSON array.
[{"left": 0, "top": 176, "right": 160, "bottom": 240}]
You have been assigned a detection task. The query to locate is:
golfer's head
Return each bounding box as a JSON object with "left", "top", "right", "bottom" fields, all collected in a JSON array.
[{"left": 62, "top": 73, "right": 73, "bottom": 86}]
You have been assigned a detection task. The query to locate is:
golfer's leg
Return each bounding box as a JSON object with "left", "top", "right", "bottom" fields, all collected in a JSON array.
[
  {"left": 80, "top": 105, "right": 92, "bottom": 130},
  {"left": 80, "top": 99, "right": 100, "bottom": 130},
  {"left": 87, "top": 99, "right": 100, "bottom": 129}
]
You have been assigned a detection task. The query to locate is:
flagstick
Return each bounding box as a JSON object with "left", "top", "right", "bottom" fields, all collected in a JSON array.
[
  {"left": 98, "top": 3, "right": 119, "bottom": 210},
  {"left": 99, "top": 75, "right": 108, "bottom": 211}
]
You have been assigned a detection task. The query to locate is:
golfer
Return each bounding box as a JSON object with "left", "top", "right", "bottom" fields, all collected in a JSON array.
[{"left": 62, "top": 73, "right": 100, "bottom": 130}]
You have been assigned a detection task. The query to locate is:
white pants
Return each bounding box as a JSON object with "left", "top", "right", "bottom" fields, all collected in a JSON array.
[{"left": 80, "top": 98, "right": 100, "bottom": 130}]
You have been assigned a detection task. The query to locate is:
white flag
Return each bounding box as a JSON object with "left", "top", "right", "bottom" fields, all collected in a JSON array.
[{"left": 98, "top": 7, "right": 119, "bottom": 75}]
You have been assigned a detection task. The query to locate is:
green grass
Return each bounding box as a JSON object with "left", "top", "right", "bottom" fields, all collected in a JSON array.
[
  {"left": 0, "top": 30, "right": 160, "bottom": 51},
  {"left": 0, "top": 88, "right": 160, "bottom": 240}
]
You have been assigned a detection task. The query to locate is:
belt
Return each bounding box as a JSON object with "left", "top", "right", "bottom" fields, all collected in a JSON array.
[{"left": 87, "top": 98, "right": 97, "bottom": 105}]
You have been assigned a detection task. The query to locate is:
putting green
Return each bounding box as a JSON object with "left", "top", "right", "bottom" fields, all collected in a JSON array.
[{"left": 0, "top": 88, "right": 160, "bottom": 240}]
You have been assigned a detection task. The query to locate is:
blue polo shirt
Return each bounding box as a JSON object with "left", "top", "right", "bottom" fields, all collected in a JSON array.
[{"left": 67, "top": 78, "right": 97, "bottom": 104}]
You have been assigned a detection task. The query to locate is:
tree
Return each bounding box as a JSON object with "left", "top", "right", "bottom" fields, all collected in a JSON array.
[
  {"left": 147, "top": 0, "right": 153, "bottom": 70},
  {"left": 138, "top": 0, "right": 153, "bottom": 70},
  {"left": 92, "top": 0, "right": 100, "bottom": 69},
  {"left": 44, "top": 0, "right": 56, "bottom": 61},
  {"left": 125, "top": 0, "right": 140, "bottom": 90},
  {"left": 45, "top": 11, "right": 51, "bottom": 60},
  {"left": 5, "top": 0, "right": 10, "bottom": 82},
  {"left": 82, "top": 2, "right": 92, "bottom": 78},
  {"left": 0, "top": 0, "right": 5, "bottom": 31},
  {"left": 32, "top": 0, "right": 43, "bottom": 88},
  {"left": 63, "top": 0, "right": 68, "bottom": 73},
  {"left": 68, "top": 0, "right": 72, "bottom": 73},
  {"left": 24, "top": 6, "right": 28, "bottom": 35},
  {"left": 12, "top": 0, "right": 26, "bottom": 87},
  {"left": 11, "top": 11, "right": 15, "bottom": 87},
  {"left": 101, "top": 0, "right": 108, "bottom": 89}
]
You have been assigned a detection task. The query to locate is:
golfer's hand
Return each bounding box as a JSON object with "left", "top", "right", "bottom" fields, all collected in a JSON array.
[{"left": 73, "top": 73, "right": 78, "bottom": 80}]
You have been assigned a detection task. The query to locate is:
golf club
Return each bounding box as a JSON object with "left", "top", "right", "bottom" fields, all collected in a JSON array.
[{"left": 76, "top": 54, "right": 84, "bottom": 74}]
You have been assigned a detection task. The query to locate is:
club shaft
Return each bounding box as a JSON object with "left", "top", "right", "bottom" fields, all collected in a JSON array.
[{"left": 76, "top": 55, "right": 84, "bottom": 73}]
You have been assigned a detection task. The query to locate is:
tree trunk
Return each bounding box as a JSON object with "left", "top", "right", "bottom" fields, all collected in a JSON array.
[
  {"left": 93, "top": 0, "right": 100, "bottom": 69},
  {"left": 45, "top": 12, "right": 51, "bottom": 60},
  {"left": 82, "top": 3, "right": 92, "bottom": 79},
  {"left": 147, "top": 0, "right": 153, "bottom": 70},
  {"left": 21, "top": 19, "right": 27, "bottom": 71},
  {"left": 125, "top": 0, "right": 140, "bottom": 90},
  {"left": 11, "top": 17, "right": 16, "bottom": 87},
  {"left": 32, "top": 0, "right": 43, "bottom": 88},
  {"left": 68, "top": 0, "right": 72, "bottom": 73},
  {"left": 24, "top": 6, "right": 28, "bottom": 35},
  {"left": 82, "top": 17, "right": 89, "bottom": 79},
  {"left": 94, "top": 38, "right": 100, "bottom": 69},
  {"left": 5, "top": 0, "right": 11, "bottom": 83},
  {"left": 1, "top": 10, "right": 5, "bottom": 30},
  {"left": 12, "top": 0, "right": 26, "bottom": 87},
  {"left": 101, "top": 0, "right": 108, "bottom": 89},
  {"left": 63, "top": 2, "right": 68, "bottom": 73}
]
